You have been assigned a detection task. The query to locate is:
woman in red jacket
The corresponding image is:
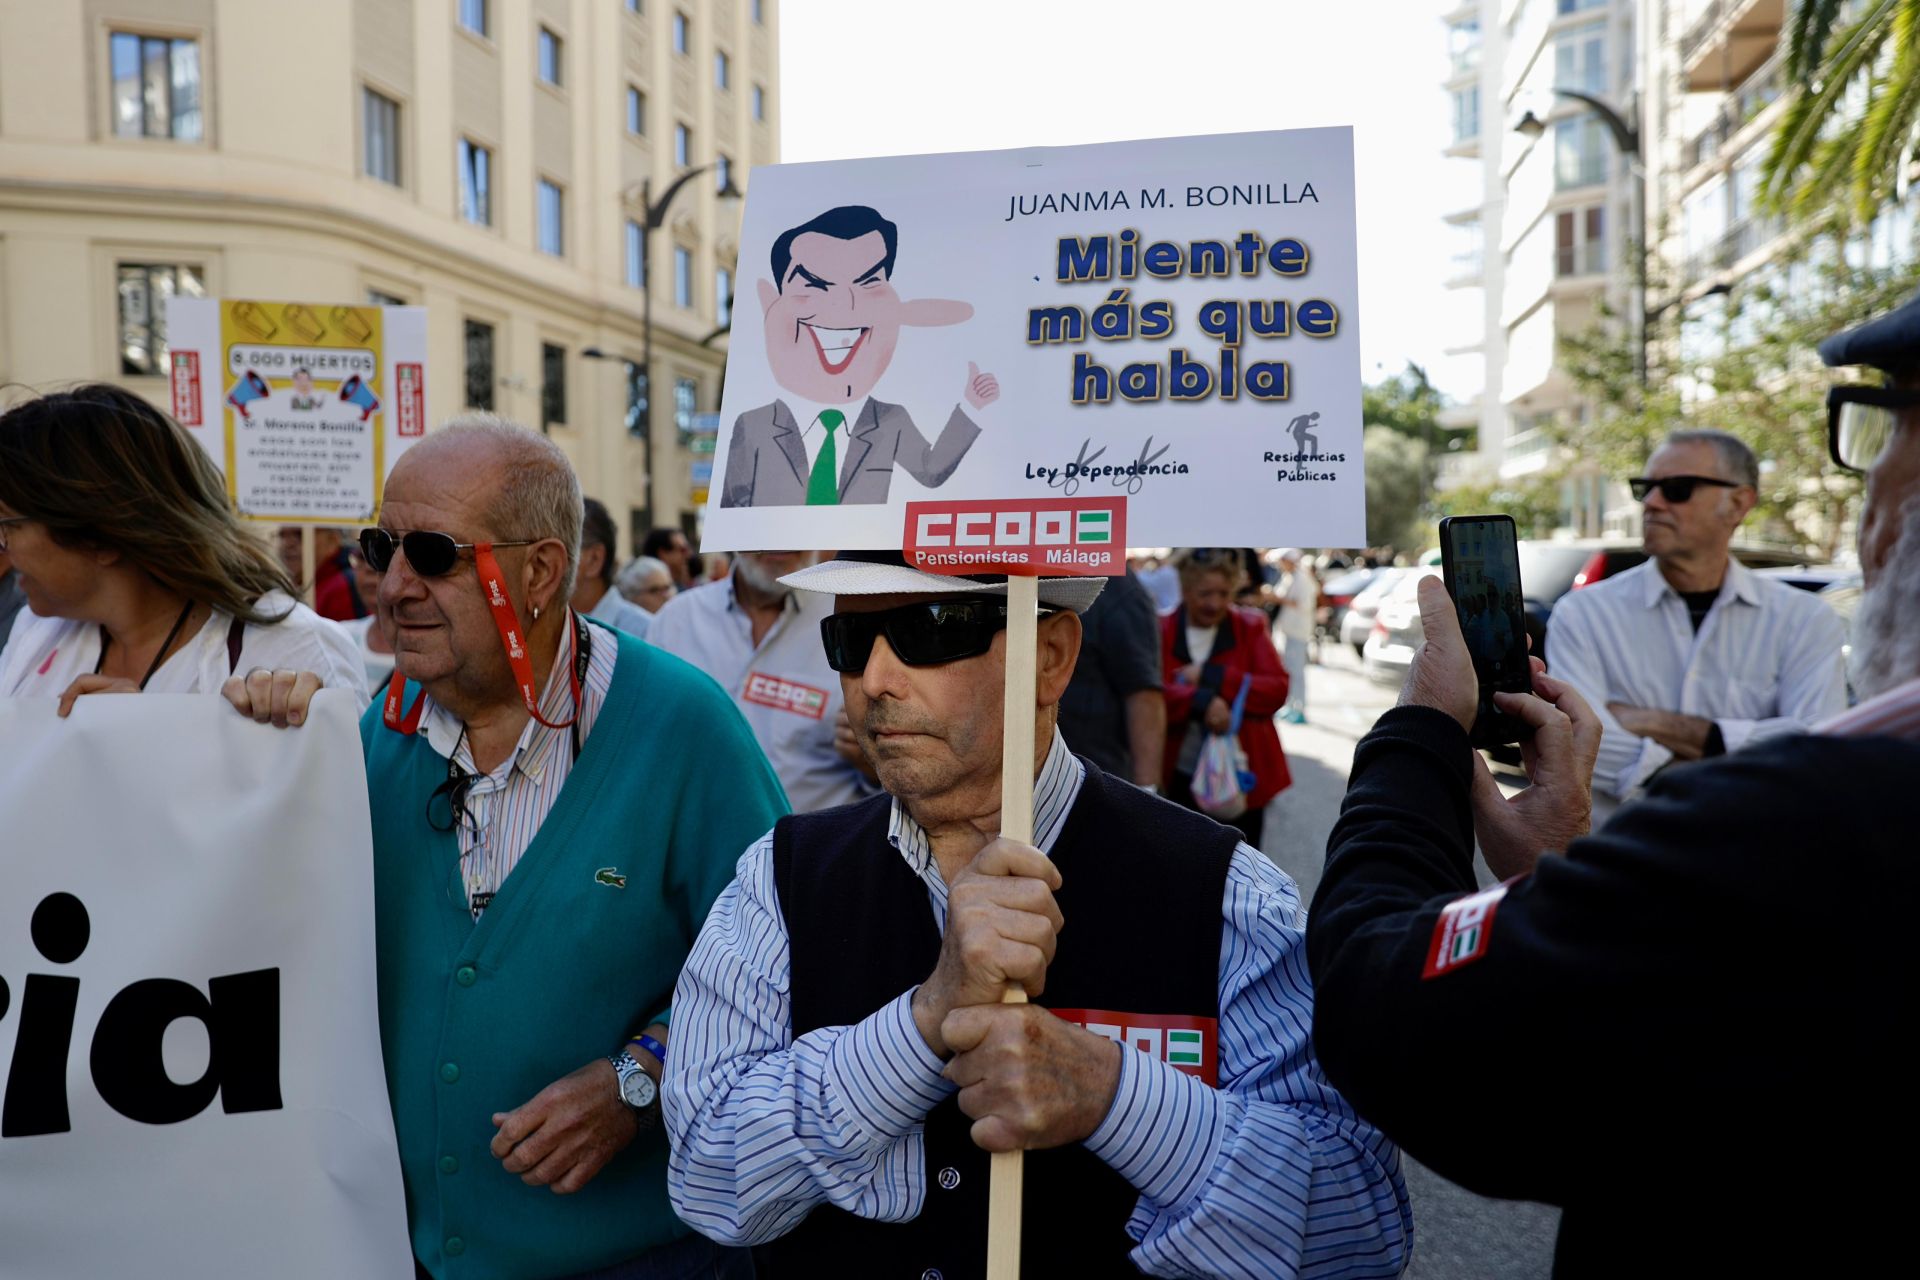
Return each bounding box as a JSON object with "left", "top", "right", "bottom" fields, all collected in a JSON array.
[{"left": 1161, "top": 549, "right": 1291, "bottom": 849}]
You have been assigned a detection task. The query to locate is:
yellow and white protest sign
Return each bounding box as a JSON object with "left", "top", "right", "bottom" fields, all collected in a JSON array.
[{"left": 168, "top": 297, "right": 429, "bottom": 523}]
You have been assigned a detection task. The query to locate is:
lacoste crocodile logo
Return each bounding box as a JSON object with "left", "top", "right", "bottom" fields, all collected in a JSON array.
[{"left": 594, "top": 868, "right": 628, "bottom": 889}]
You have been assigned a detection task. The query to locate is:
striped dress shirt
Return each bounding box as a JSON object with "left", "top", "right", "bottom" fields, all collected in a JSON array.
[
  {"left": 1545, "top": 558, "right": 1847, "bottom": 797},
  {"left": 416, "top": 612, "right": 617, "bottom": 917},
  {"left": 664, "top": 731, "right": 1412, "bottom": 1278}
]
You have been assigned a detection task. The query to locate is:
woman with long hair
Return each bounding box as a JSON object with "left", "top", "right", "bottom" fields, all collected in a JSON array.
[{"left": 0, "top": 383, "right": 366, "bottom": 710}]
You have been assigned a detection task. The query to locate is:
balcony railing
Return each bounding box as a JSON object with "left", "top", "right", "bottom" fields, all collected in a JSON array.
[
  {"left": 1681, "top": 214, "right": 1784, "bottom": 283},
  {"left": 1682, "top": 53, "right": 1782, "bottom": 169},
  {"left": 1680, "top": 0, "right": 1739, "bottom": 64},
  {"left": 1555, "top": 239, "right": 1606, "bottom": 277}
]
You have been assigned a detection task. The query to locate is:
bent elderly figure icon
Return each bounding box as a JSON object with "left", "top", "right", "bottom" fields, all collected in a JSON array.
[{"left": 721, "top": 205, "right": 998, "bottom": 508}]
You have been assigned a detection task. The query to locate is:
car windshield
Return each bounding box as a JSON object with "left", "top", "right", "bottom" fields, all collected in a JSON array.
[{"left": 1517, "top": 543, "right": 1601, "bottom": 602}]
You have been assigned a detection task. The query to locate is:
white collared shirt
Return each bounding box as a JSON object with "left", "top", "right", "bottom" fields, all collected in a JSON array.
[
  {"left": 646, "top": 572, "right": 878, "bottom": 813},
  {"left": 415, "top": 612, "right": 618, "bottom": 917},
  {"left": 583, "top": 583, "right": 653, "bottom": 641},
  {"left": 1546, "top": 557, "right": 1847, "bottom": 797},
  {"left": 795, "top": 401, "right": 861, "bottom": 489}
]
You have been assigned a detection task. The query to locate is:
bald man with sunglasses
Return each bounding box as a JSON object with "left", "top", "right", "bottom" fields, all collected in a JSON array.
[
  {"left": 663, "top": 551, "right": 1411, "bottom": 1279},
  {"left": 227, "top": 417, "right": 786, "bottom": 1280},
  {"left": 1544, "top": 429, "right": 1846, "bottom": 799}
]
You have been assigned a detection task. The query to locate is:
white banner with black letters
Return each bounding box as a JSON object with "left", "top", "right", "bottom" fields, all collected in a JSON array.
[{"left": 0, "top": 693, "right": 410, "bottom": 1279}]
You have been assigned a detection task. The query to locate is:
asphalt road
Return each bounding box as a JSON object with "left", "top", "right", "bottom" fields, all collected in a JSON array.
[{"left": 1259, "top": 641, "right": 1561, "bottom": 1280}]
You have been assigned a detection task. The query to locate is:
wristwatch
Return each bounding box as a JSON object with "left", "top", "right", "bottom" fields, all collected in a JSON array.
[{"left": 608, "top": 1051, "right": 658, "bottom": 1111}]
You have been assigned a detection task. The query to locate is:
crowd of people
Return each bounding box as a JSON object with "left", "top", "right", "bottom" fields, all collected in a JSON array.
[{"left": 0, "top": 291, "right": 1914, "bottom": 1278}]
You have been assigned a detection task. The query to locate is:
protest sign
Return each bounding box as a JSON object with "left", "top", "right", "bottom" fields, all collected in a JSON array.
[
  {"left": 0, "top": 694, "right": 411, "bottom": 1279},
  {"left": 168, "top": 297, "right": 428, "bottom": 524},
  {"left": 702, "top": 127, "right": 1361, "bottom": 557}
]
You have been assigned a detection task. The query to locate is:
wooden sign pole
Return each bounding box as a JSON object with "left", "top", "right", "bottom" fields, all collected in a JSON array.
[
  {"left": 986, "top": 571, "right": 1039, "bottom": 1280},
  {"left": 299, "top": 523, "right": 318, "bottom": 609}
]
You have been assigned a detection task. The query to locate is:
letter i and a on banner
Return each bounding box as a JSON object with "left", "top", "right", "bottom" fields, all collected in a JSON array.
[{"left": 165, "top": 297, "right": 430, "bottom": 604}]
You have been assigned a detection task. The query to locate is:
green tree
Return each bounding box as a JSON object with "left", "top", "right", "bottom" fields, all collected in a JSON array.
[
  {"left": 1763, "top": 0, "right": 1920, "bottom": 225},
  {"left": 1562, "top": 238, "right": 1919, "bottom": 559},
  {"left": 1437, "top": 473, "right": 1566, "bottom": 539},
  {"left": 1361, "top": 363, "right": 1447, "bottom": 442},
  {"left": 1362, "top": 425, "right": 1431, "bottom": 555}
]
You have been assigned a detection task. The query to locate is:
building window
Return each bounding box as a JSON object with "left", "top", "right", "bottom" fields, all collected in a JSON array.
[
  {"left": 715, "top": 153, "right": 732, "bottom": 193},
  {"left": 716, "top": 265, "right": 733, "bottom": 325},
  {"left": 464, "top": 320, "right": 495, "bottom": 410},
  {"left": 458, "top": 139, "right": 492, "bottom": 225},
  {"left": 753, "top": 84, "right": 766, "bottom": 121},
  {"left": 626, "top": 220, "right": 647, "bottom": 288},
  {"left": 537, "top": 179, "right": 565, "bottom": 256},
  {"left": 363, "top": 87, "right": 401, "bottom": 185},
  {"left": 1554, "top": 205, "right": 1606, "bottom": 276},
  {"left": 110, "top": 32, "right": 202, "bottom": 141},
  {"left": 627, "top": 0, "right": 643, "bottom": 12},
  {"left": 625, "top": 360, "right": 649, "bottom": 433},
  {"left": 1555, "top": 114, "right": 1608, "bottom": 189},
  {"left": 538, "top": 27, "right": 563, "bottom": 87},
  {"left": 1556, "top": 0, "right": 1606, "bottom": 13},
  {"left": 117, "top": 263, "right": 205, "bottom": 376},
  {"left": 675, "top": 246, "right": 694, "bottom": 308},
  {"left": 1450, "top": 85, "right": 1479, "bottom": 144},
  {"left": 627, "top": 86, "right": 646, "bottom": 135},
  {"left": 1554, "top": 20, "right": 1606, "bottom": 97},
  {"left": 753, "top": 0, "right": 765, "bottom": 24},
  {"left": 675, "top": 123, "right": 691, "bottom": 167},
  {"left": 1447, "top": 18, "right": 1480, "bottom": 76},
  {"left": 715, "top": 49, "right": 730, "bottom": 90},
  {"left": 541, "top": 343, "right": 566, "bottom": 431},
  {"left": 675, "top": 377, "right": 698, "bottom": 436},
  {"left": 673, "top": 11, "right": 690, "bottom": 54},
  {"left": 367, "top": 288, "right": 407, "bottom": 307},
  {"left": 459, "top": 0, "right": 488, "bottom": 38}
]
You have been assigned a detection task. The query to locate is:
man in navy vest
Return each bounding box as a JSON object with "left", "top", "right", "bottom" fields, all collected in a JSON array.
[{"left": 664, "top": 551, "right": 1412, "bottom": 1278}]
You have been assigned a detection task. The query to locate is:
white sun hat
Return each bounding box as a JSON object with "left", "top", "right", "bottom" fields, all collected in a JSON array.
[{"left": 779, "top": 550, "right": 1108, "bottom": 613}]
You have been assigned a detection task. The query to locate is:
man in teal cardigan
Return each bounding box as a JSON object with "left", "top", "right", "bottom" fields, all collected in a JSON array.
[{"left": 242, "top": 418, "right": 787, "bottom": 1279}]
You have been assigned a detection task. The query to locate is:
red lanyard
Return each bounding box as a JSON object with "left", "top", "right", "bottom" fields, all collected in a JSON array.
[{"left": 382, "top": 541, "right": 582, "bottom": 735}]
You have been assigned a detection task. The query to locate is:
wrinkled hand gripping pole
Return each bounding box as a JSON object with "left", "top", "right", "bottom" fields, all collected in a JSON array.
[{"left": 988, "top": 573, "right": 1039, "bottom": 1280}]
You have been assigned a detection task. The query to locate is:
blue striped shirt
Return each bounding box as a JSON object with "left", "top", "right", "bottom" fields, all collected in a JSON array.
[
  {"left": 664, "top": 732, "right": 1412, "bottom": 1278},
  {"left": 417, "top": 612, "right": 617, "bottom": 918}
]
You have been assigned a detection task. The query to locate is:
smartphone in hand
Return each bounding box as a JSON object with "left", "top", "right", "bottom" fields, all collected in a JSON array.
[{"left": 1438, "top": 514, "right": 1532, "bottom": 747}]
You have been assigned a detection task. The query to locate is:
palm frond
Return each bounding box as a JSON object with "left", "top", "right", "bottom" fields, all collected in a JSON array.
[
  {"left": 1762, "top": 8, "right": 1896, "bottom": 213},
  {"left": 1786, "top": 0, "right": 1847, "bottom": 84}
]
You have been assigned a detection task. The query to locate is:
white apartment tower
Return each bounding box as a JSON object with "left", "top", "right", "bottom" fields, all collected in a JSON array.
[{"left": 1441, "top": 0, "right": 1639, "bottom": 532}]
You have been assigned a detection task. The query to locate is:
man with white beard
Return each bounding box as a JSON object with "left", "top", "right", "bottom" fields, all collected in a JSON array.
[
  {"left": 1303, "top": 295, "right": 1920, "bottom": 1276},
  {"left": 649, "top": 550, "right": 881, "bottom": 812}
]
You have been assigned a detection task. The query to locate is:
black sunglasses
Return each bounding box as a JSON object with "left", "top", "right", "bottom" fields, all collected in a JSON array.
[
  {"left": 821, "top": 598, "right": 1060, "bottom": 674},
  {"left": 359, "top": 528, "right": 535, "bottom": 577},
  {"left": 1627, "top": 474, "right": 1743, "bottom": 504}
]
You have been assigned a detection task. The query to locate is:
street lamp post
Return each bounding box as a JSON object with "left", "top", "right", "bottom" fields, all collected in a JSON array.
[{"left": 585, "top": 163, "right": 743, "bottom": 530}]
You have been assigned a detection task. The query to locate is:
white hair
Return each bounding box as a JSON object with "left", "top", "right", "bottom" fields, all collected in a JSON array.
[
  {"left": 1662, "top": 429, "right": 1760, "bottom": 489},
  {"left": 615, "top": 555, "right": 671, "bottom": 603},
  {"left": 427, "top": 413, "right": 582, "bottom": 602},
  {"left": 1849, "top": 493, "right": 1920, "bottom": 702}
]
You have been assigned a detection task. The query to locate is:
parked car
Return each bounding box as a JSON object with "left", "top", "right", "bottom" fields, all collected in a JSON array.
[
  {"left": 1518, "top": 540, "right": 1824, "bottom": 663},
  {"left": 1340, "top": 567, "right": 1411, "bottom": 657},
  {"left": 1317, "top": 566, "right": 1385, "bottom": 650},
  {"left": 1754, "top": 564, "right": 1854, "bottom": 594},
  {"left": 1362, "top": 569, "right": 1438, "bottom": 685}
]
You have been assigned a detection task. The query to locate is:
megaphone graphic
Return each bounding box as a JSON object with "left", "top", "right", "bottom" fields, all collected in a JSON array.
[
  {"left": 339, "top": 375, "right": 381, "bottom": 422},
  {"left": 225, "top": 369, "right": 270, "bottom": 420}
]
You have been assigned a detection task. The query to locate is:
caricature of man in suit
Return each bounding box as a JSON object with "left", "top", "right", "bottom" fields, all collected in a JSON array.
[{"left": 721, "top": 205, "right": 998, "bottom": 508}]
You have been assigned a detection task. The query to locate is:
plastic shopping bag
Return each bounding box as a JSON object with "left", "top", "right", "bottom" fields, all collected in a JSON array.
[{"left": 1190, "top": 676, "right": 1256, "bottom": 820}]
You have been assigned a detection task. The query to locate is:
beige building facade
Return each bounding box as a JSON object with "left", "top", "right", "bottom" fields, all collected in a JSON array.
[{"left": 0, "top": 0, "right": 779, "bottom": 554}]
